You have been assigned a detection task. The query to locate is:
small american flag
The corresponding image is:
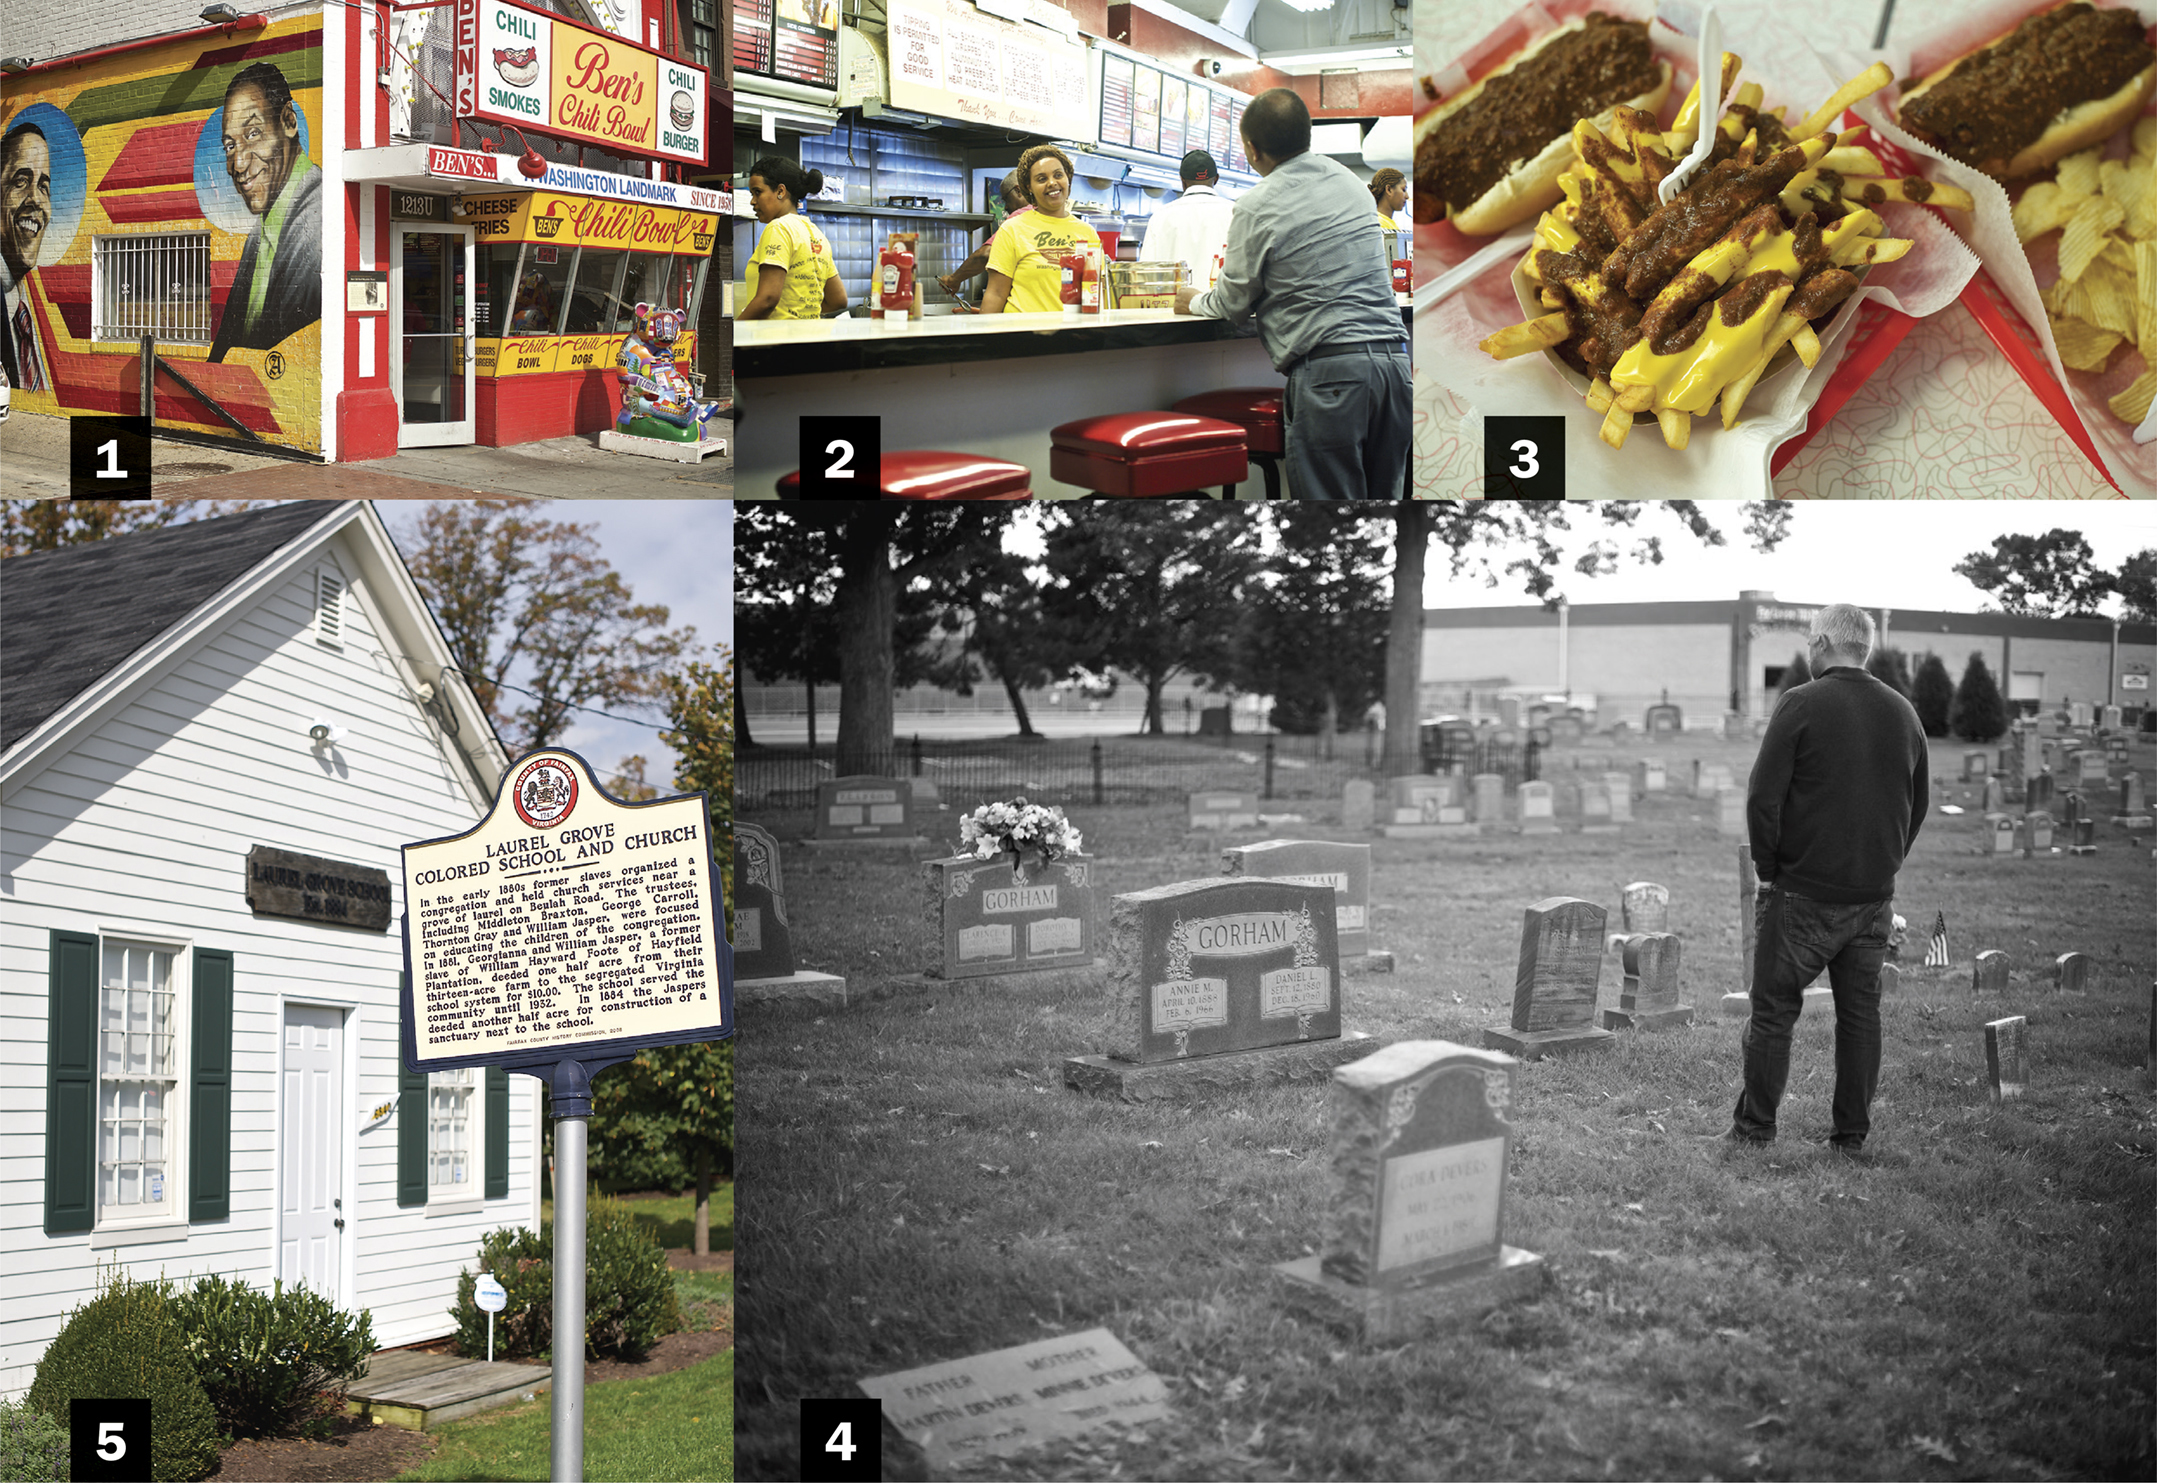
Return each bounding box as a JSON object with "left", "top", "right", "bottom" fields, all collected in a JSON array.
[{"left": 1923, "top": 911, "right": 1949, "bottom": 967}]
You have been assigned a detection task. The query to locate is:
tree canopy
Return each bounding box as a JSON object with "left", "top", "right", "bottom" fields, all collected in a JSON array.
[{"left": 1952, "top": 530, "right": 2134, "bottom": 618}]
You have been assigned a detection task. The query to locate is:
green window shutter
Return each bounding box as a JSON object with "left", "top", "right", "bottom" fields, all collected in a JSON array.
[
  {"left": 398, "top": 975, "right": 429, "bottom": 1207},
  {"left": 189, "top": 948, "right": 235, "bottom": 1222},
  {"left": 484, "top": 1067, "right": 509, "bottom": 1199},
  {"left": 45, "top": 930, "right": 98, "bottom": 1235}
]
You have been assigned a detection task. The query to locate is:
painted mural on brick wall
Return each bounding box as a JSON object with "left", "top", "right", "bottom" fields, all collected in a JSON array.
[{"left": 0, "top": 17, "right": 322, "bottom": 451}]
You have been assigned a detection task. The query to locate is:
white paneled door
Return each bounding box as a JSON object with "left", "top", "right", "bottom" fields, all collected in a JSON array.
[{"left": 279, "top": 1004, "right": 344, "bottom": 1298}]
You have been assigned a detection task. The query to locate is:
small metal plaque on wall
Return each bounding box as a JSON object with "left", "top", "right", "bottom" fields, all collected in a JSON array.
[{"left": 246, "top": 845, "right": 394, "bottom": 931}]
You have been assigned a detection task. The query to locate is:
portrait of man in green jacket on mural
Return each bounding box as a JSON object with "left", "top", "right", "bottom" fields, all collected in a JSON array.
[{"left": 208, "top": 60, "right": 321, "bottom": 362}]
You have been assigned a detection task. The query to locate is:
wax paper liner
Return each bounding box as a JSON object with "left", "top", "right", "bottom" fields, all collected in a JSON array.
[
  {"left": 1825, "top": 0, "right": 2157, "bottom": 498},
  {"left": 1416, "top": 6, "right": 1978, "bottom": 497}
]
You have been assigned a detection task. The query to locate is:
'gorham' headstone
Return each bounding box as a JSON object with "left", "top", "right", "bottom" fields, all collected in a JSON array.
[
  {"left": 1342, "top": 780, "right": 1376, "bottom": 833},
  {"left": 1517, "top": 782, "right": 1558, "bottom": 836},
  {"left": 1984, "top": 1016, "right": 2027, "bottom": 1101},
  {"left": 1483, "top": 898, "right": 1615, "bottom": 1059},
  {"left": 1600, "top": 933, "right": 1691, "bottom": 1031},
  {"left": 1620, "top": 882, "right": 1670, "bottom": 935},
  {"left": 858, "top": 1328, "right": 1171, "bottom": 1475},
  {"left": 895, "top": 852, "right": 1099, "bottom": 994},
  {"left": 812, "top": 775, "right": 925, "bottom": 847},
  {"left": 2055, "top": 951, "right": 2091, "bottom": 994},
  {"left": 1274, "top": 1041, "right": 1543, "bottom": 1340},
  {"left": 1188, "top": 790, "right": 1260, "bottom": 830},
  {"left": 1066, "top": 877, "right": 1371, "bottom": 1099},
  {"left": 733, "top": 823, "right": 848, "bottom": 1009},
  {"left": 1223, "top": 839, "right": 1392, "bottom": 973},
  {"left": 1973, "top": 950, "right": 2010, "bottom": 994}
]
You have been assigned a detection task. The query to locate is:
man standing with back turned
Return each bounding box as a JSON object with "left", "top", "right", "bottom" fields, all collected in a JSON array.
[
  {"left": 1728, "top": 603, "right": 1928, "bottom": 1158},
  {"left": 1174, "top": 88, "right": 1409, "bottom": 500}
]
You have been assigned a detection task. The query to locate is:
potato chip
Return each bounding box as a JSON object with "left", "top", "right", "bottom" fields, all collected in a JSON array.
[
  {"left": 2049, "top": 314, "right": 2123, "bottom": 369},
  {"left": 2054, "top": 146, "right": 2102, "bottom": 199},
  {"left": 2081, "top": 259, "right": 2139, "bottom": 337},
  {"left": 2012, "top": 180, "right": 2069, "bottom": 242},
  {"left": 2058, "top": 197, "right": 2126, "bottom": 282},
  {"left": 2109, "top": 366, "right": 2157, "bottom": 426},
  {"left": 2135, "top": 117, "right": 2157, "bottom": 159},
  {"left": 2137, "top": 241, "right": 2157, "bottom": 355}
]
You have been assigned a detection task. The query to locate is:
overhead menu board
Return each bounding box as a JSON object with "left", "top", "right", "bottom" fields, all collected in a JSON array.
[
  {"left": 1158, "top": 74, "right": 1185, "bottom": 159},
  {"left": 1100, "top": 52, "right": 1133, "bottom": 148},
  {"left": 733, "top": 0, "right": 837, "bottom": 89},
  {"left": 1208, "top": 89, "right": 1231, "bottom": 161},
  {"left": 1186, "top": 76, "right": 1208, "bottom": 156},
  {"left": 1228, "top": 94, "right": 1249, "bottom": 174},
  {"left": 886, "top": 0, "right": 1092, "bottom": 142},
  {"left": 1095, "top": 47, "right": 1256, "bottom": 175},
  {"left": 1130, "top": 64, "right": 1159, "bottom": 155}
]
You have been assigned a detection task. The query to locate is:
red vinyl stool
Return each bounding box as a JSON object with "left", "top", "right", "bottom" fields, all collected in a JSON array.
[
  {"left": 1048, "top": 412, "right": 1248, "bottom": 498},
  {"left": 777, "top": 451, "right": 1033, "bottom": 500},
  {"left": 1172, "top": 388, "right": 1284, "bottom": 500}
]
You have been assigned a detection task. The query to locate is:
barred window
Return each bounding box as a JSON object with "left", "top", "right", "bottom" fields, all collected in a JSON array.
[{"left": 94, "top": 233, "right": 214, "bottom": 344}]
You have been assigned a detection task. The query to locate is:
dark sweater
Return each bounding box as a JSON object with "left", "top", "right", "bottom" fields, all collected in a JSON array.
[{"left": 1746, "top": 666, "right": 1929, "bottom": 903}]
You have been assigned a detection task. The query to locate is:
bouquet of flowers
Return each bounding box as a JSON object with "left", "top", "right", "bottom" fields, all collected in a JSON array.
[{"left": 958, "top": 797, "right": 1083, "bottom": 877}]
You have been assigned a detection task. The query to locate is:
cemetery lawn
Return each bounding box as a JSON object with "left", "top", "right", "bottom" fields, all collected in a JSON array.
[
  {"left": 393, "top": 1349, "right": 734, "bottom": 1481},
  {"left": 735, "top": 736, "right": 2157, "bottom": 1481}
]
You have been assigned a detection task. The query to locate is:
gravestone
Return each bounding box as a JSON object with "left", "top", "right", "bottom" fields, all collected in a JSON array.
[
  {"left": 859, "top": 1328, "right": 1171, "bottom": 1474},
  {"left": 1728, "top": 847, "right": 1827, "bottom": 1017},
  {"left": 2070, "top": 700, "right": 2094, "bottom": 728},
  {"left": 1609, "top": 720, "right": 1632, "bottom": 741},
  {"left": 1717, "top": 788, "right": 1746, "bottom": 838},
  {"left": 1694, "top": 761, "right": 1736, "bottom": 799},
  {"left": 1602, "top": 772, "right": 1633, "bottom": 824},
  {"left": 1342, "top": 779, "right": 1376, "bottom": 833},
  {"left": 1981, "top": 813, "right": 2016, "bottom": 855},
  {"left": 1549, "top": 714, "right": 1584, "bottom": 744},
  {"left": 2100, "top": 703, "right": 2123, "bottom": 731},
  {"left": 1984, "top": 1016, "right": 2028, "bottom": 1101},
  {"left": 2112, "top": 773, "right": 2148, "bottom": 826},
  {"left": 1066, "top": 877, "right": 1371, "bottom": 1099},
  {"left": 1600, "top": 932, "right": 1692, "bottom": 1031},
  {"left": 1517, "top": 782, "right": 1558, "bottom": 836},
  {"left": 733, "top": 824, "right": 849, "bottom": 1009},
  {"left": 1636, "top": 758, "right": 1667, "bottom": 793},
  {"left": 1981, "top": 775, "right": 2005, "bottom": 813},
  {"left": 1499, "top": 695, "right": 1521, "bottom": 728},
  {"left": 1645, "top": 702, "right": 1682, "bottom": 738},
  {"left": 893, "top": 853, "right": 1100, "bottom": 994},
  {"left": 2058, "top": 791, "right": 2084, "bottom": 831},
  {"left": 2055, "top": 951, "right": 2091, "bottom": 994},
  {"left": 2019, "top": 811, "right": 2055, "bottom": 857},
  {"left": 1274, "top": 1041, "right": 1544, "bottom": 1340},
  {"left": 1188, "top": 790, "right": 1260, "bottom": 830},
  {"left": 1223, "top": 839, "right": 1391, "bottom": 971},
  {"left": 2078, "top": 748, "right": 2109, "bottom": 786},
  {"left": 2105, "top": 733, "right": 2130, "bottom": 761},
  {"left": 1482, "top": 898, "right": 1616, "bottom": 1059},
  {"left": 1580, "top": 781, "right": 1618, "bottom": 834},
  {"left": 1963, "top": 751, "right": 1989, "bottom": 781},
  {"left": 1385, "top": 775, "right": 1447, "bottom": 824},
  {"left": 909, "top": 775, "right": 942, "bottom": 812},
  {"left": 1879, "top": 961, "right": 1900, "bottom": 995},
  {"left": 810, "top": 775, "right": 926, "bottom": 847},
  {"left": 1973, "top": 949, "right": 2010, "bottom": 994},
  {"left": 1472, "top": 774, "right": 1505, "bottom": 825},
  {"left": 2029, "top": 771, "right": 2055, "bottom": 812},
  {"left": 1620, "top": 882, "right": 1670, "bottom": 935},
  {"left": 2068, "top": 816, "right": 2098, "bottom": 855}
]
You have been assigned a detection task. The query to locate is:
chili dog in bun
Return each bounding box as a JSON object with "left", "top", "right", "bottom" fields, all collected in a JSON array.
[
  {"left": 1415, "top": 12, "right": 1672, "bottom": 235},
  {"left": 1895, "top": 2, "right": 2155, "bottom": 179}
]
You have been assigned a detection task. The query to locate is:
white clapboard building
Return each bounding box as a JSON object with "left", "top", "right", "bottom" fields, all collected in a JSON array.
[{"left": 0, "top": 501, "right": 539, "bottom": 1399}]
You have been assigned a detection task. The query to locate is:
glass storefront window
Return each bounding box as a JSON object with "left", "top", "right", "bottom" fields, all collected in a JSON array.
[
  {"left": 566, "top": 248, "right": 631, "bottom": 334},
  {"left": 621, "top": 252, "right": 685, "bottom": 318},
  {"left": 476, "top": 243, "right": 525, "bottom": 337},
  {"left": 506, "top": 245, "right": 573, "bottom": 335}
]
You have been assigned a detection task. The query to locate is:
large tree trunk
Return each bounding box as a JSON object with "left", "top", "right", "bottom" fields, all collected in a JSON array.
[
  {"left": 1142, "top": 673, "right": 1167, "bottom": 735},
  {"left": 804, "top": 670, "right": 817, "bottom": 751},
  {"left": 835, "top": 510, "right": 901, "bottom": 773},
  {"left": 1383, "top": 505, "right": 1429, "bottom": 777},
  {"left": 1321, "top": 691, "right": 1339, "bottom": 760},
  {"left": 999, "top": 671, "right": 1039, "bottom": 737},
  {"left": 694, "top": 1150, "right": 712, "bottom": 1257},
  {"left": 737, "top": 666, "right": 755, "bottom": 749}
]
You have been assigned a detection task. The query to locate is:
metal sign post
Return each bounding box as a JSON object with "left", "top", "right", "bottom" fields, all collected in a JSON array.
[{"left": 400, "top": 749, "right": 734, "bottom": 1483}]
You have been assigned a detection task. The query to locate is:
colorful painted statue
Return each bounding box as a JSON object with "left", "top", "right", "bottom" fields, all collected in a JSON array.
[
  {"left": 616, "top": 301, "right": 722, "bottom": 442},
  {"left": 508, "top": 268, "right": 556, "bottom": 334}
]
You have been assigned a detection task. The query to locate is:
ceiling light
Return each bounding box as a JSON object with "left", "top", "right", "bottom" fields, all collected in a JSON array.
[{"left": 1259, "top": 43, "right": 1412, "bottom": 68}]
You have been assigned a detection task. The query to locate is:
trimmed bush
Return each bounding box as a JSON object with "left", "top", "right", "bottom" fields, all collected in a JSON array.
[
  {"left": 27, "top": 1270, "right": 219, "bottom": 1482},
  {"left": 1952, "top": 651, "right": 2010, "bottom": 742},
  {"left": 0, "top": 1401, "right": 66, "bottom": 1483},
  {"left": 1865, "top": 644, "right": 1914, "bottom": 698},
  {"left": 452, "top": 1197, "right": 680, "bottom": 1362},
  {"left": 1912, "top": 652, "right": 1954, "bottom": 736},
  {"left": 168, "top": 1275, "right": 374, "bottom": 1440}
]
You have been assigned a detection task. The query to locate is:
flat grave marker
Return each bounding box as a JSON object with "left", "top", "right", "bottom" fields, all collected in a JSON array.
[
  {"left": 1275, "top": 1041, "right": 1543, "bottom": 1340},
  {"left": 858, "top": 1328, "right": 1171, "bottom": 1475},
  {"left": 812, "top": 775, "right": 925, "bottom": 846},
  {"left": 734, "top": 824, "right": 850, "bottom": 1010},
  {"left": 1483, "top": 898, "right": 1615, "bottom": 1059},
  {"left": 1985, "top": 1016, "right": 2028, "bottom": 1101},
  {"left": 1188, "top": 791, "right": 1260, "bottom": 831}
]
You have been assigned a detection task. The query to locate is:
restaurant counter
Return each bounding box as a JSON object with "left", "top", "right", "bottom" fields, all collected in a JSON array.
[{"left": 736, "top": 301, "right": 1413, "bottom": 499}]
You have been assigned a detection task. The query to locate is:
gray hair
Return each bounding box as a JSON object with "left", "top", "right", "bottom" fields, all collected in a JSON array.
[{"left": 1810, "top": 603, "right": 1876, "bottom": 663}]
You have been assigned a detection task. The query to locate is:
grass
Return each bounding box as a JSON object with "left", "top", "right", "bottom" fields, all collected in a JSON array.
[
  {"left": 393, "top": 1350, "right": 734, "bottom": 1482},
  {"left": 735, "top": 734, "right": 2157, "bottom": 1481},
  {"left": 541, "top": 1185, "right": 737, "bottom": 1254}
]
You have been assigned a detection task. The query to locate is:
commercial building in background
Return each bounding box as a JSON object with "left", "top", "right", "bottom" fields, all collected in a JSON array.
[
  {"left": 1420, "top": 592, "right": 2157, "bottom": 730},
  {"left": 0, "top": 502, "right": 529, "bottom": 1400},
  {"left": 0, "top": 0, "right": 728, "bottom": 460}
]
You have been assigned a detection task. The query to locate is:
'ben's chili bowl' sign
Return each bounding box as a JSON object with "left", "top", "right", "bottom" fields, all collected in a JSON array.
[
  {"left": 399, "top": 747, "right": 731, "bottom": 1073},
  {"left": 455, "top": 0, "right": 708, "bottom": 165}
]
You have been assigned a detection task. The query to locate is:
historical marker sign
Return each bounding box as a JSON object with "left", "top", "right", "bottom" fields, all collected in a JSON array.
[{"left": 400, "top": 748, "right": 732, "bottom": 1072}]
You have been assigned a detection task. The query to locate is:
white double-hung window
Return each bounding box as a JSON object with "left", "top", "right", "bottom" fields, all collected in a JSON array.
[
  {"left": 428, "top": 1068, "right": 475, "bottom": 1190},
  {"left": 99, "top": 941, "right": 184, "bottom": 1222}
]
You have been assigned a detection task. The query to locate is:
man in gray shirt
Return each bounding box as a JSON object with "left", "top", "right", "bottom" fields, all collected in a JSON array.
[{"left": 1175, "top": 88, "right": 1409, "bottom": 500}]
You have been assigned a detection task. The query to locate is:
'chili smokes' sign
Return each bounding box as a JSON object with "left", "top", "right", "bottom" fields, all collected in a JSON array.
[
  {"left": 454, "top": 0, "right": 709, "bottom": 165},
  {"left": 400, "top": 748, "right": 732, "bottom": 1072}
]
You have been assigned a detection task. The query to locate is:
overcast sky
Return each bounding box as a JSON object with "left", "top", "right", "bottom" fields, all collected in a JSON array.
[
  {"left": 1422, "top": 503, "right": 2157, "bottom": 613},
  {"left": 378, "top": 501, "right": 730, "bottom": 787}
]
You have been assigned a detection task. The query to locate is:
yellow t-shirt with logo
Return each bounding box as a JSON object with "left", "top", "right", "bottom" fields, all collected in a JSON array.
[
  {"left": 746, "top": 212, "right": 837, "bottom": 320},
  {"left": 1376, "top": 211, "right": 1401, "bottom": 263},
  {"left": 987, "top": 212, "right": 1103, "bottom": 314}
]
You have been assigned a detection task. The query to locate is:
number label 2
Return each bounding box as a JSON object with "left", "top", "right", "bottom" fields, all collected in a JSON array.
[{"left": 798, "top": 416, "right": 880, "bottom": 498}]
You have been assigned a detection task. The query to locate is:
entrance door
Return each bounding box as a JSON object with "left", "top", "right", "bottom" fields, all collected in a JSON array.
[
  {"left": 279, "top": 1004, "right": 345, "bottom": 1299},
  {"left": 393, "top": 227, "right": 474, "bottom": 447}
]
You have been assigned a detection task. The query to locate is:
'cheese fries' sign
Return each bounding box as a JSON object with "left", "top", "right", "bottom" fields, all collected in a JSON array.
[
  {"left": 400, "top": 748, "right": 731, "bottom": 1072},
  {"left": 455, "top": 0, "right": 708, "bottom": 165}
]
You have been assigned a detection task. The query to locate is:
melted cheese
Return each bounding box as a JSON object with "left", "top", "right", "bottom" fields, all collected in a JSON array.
[{"left": 1610, "top": 283, "right": 1792, "bottom": 413}]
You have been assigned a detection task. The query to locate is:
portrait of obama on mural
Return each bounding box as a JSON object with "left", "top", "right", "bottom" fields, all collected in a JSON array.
[
  {"left": 1, "top": 118, "right": 53, "bottom": 393},
  {"left": 208, "top": 61, "right": 321, "bottom": 362}
]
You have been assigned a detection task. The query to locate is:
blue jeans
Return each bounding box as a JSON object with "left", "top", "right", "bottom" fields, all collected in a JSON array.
[
  {"left": 1283, "top": 347, "right": 1411, "bottom": 500},
  {"left": 1732, "top": 886, "right": 1893, "bottom": 1146}
]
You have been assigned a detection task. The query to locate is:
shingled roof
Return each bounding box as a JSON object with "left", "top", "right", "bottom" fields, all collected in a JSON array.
[{"left": 2, "top": 502, "right": 346, "bottom": 753}]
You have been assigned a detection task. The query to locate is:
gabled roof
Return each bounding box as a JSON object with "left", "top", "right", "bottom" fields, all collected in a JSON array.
[{"left": 2, "top": 502, "right": 340, "bottom": 751}]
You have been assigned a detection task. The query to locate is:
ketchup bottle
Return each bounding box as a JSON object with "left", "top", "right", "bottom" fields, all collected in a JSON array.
[
  {"left": 1079, "top": 247, "right": 1102, "bottom": 316},
  {"left": 879, "top": 244, "right": 915, "bottom": 318},
  {"left": 1391, "top": 257, "right": 1412, "bottom": 295},
  {"left": 1061, "top": 251, "right": 1083, "bottom": 317}
]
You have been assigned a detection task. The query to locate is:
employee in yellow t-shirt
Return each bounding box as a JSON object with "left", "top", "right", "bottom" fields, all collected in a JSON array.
[
  {"left": 979, "top": 145, "right": 1102, "bottom": 315},
  {"left": 741, "top": 156, "right": 846, "bottom": 320},
  {"left": 1369, "top": 168, "right": 1406, "bottom": 266}
]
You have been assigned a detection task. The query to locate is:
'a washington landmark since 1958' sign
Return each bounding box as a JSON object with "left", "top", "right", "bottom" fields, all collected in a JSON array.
[{"left": 399, "top": 747, "right": 732, "bottom": 1071}]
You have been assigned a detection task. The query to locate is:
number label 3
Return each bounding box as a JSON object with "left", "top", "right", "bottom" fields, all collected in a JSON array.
[{"left": 1483, "top": 415, "right": 1566, "bottom": 498}]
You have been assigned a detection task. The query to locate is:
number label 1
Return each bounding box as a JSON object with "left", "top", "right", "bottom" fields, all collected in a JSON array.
[
  {"left": 799, "top": 1397, "right": 882, "bottom": 1481},
  {"left": 798, "top": 415, "right": 880, "bottom": 498},
  {"left": 70, "top": 416, "right": 153, "bottom": 499},
  {"left": 70, "top": 1399, "right": 152, "bottom": 1482}
]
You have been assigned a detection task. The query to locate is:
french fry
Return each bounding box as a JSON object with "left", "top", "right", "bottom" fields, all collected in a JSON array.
[
  {"left": 1657, "top": 407, "right": 1692, "bottom": 449},
  {"left": 1478, "top": 313, "right": 1571, "bottom": 360},
  {"left": 1792, "top": 325, "right": 1823, "bottom": 367},
  {"left": 1600, "top": 384, "right": 1654, "bottom": 450},
  {"left": 1720, "top": 310, "right": 1811, "bottom": 428},
  {"left": 1586, "top": 377, "right": 1615, "bottom": 414},
  {"left": 1789, "top": 61, "right": 1893, "bottom": 143}
]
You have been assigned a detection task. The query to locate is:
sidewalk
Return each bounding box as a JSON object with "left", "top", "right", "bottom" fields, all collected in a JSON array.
[{"left": 0, "top": 412, "right": 731, "bottom": 498}]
